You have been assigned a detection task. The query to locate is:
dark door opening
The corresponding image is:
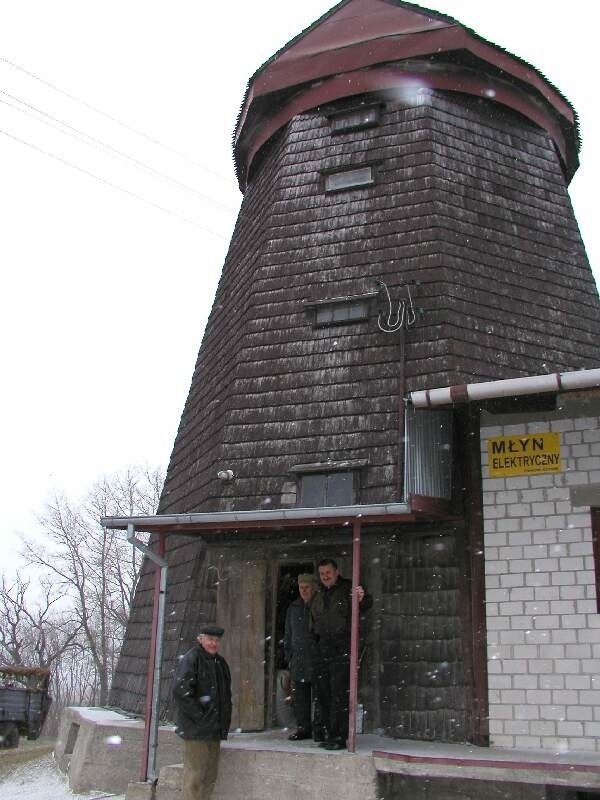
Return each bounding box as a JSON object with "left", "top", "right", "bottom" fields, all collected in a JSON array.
[
  {"left": 267, "top": 560, "right": 313, "bottom": 728},
  {"left": 275, "top": 561, "right": 314, "bottom": 672}
]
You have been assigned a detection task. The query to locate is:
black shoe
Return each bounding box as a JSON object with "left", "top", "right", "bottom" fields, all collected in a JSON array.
[
  {"left": 322, "top": 740, "right": 345, "bottom": 750},
  {"left": 288, "top": 730, "right": 312, "bottom": 741},
  {"left": 313, "top": 733, "right": 326, "bottom": 743}
]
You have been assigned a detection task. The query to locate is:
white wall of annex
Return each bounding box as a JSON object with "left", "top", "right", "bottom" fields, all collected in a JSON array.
[{"left": 481, "top": 414, "right": 600, "bottom": 752}]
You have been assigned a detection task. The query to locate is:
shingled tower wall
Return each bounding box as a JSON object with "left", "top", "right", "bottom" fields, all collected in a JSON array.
[{"left": 110, "top": 0, "right": 600, "bottom": 738}]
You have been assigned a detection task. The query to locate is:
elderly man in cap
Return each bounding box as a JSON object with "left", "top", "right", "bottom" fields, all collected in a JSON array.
[
  {"left": 173, "top": 624, "right": 232, "bottom": 800},
  {"left": 284, "top": 573, "right": 323, "bottom": 741}
]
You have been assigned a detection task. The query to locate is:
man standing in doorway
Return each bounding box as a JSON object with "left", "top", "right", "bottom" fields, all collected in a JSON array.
[
  {"left": 173, "top": 624, "right": 232, "bottom": 800},
  {"left": 284, "top": 573, "right": 322, "bottom": 741},
  {"left": 310, "top": 558, "right": 371, "bottom": 750}
]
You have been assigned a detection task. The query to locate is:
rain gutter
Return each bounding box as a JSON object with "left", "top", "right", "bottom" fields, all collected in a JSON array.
[
  {"left": 101, "top": 501, "right": 412, "bottom": 532},
  {"left": 410, "top": 368, "right": 600, "bottom": 409},
  {"left": 125, "top": 524, "right": 167, "bottom": 785}
]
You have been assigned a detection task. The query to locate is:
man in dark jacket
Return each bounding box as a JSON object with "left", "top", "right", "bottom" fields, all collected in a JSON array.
[
  {"left": 284, "top": 573, "right": 318, "bottom": 741},
  {"left": 173, "top": 624, "right": 232, "bottom": 800},
  {"left": 310, "top": 558, "right": 371, "bottom": 750}
]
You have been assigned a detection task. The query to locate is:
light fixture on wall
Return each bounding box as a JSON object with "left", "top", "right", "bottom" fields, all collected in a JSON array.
[{"left": 217, "top": 469, "right": 235, "bottom": 481}]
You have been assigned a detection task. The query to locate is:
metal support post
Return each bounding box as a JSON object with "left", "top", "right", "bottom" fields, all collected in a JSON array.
[
  {"left": 125, "top": 524, "right": 167, "bottom": 783},
  {"left": 347, "top": 516, "right": 362, "bottom": 752}
]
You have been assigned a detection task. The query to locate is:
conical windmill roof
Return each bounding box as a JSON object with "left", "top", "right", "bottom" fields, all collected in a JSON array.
[{"left": 234, "top": 0, "right": 578, "bottom": 189}]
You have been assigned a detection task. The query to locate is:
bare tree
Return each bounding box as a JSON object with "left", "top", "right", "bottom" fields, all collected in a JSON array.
[
  {"left": 22, "top": 465, "right": 164, "bottom": 707},
  {"left": 0, "top": 573, "right": 85, "bottom": 733},
  {"left": 0, "top": 573, "right": 80, "bottom": 669}
]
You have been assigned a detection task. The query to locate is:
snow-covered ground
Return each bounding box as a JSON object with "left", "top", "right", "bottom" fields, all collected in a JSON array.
[{"left": 0, "top": 753, "right": 124, "bottom": 800}]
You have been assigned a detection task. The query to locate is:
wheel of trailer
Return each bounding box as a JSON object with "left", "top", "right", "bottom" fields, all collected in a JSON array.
[
  {"left": 0, "top": 722, "right": 20, "bottom": 749},
  {"left": 27, "top": 724, "right": 41, "bottom": 740}
]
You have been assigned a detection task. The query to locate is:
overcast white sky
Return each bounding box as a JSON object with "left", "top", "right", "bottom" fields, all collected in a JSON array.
[{"left": 1, "top": 1, "right": 598, "bottom": 574}]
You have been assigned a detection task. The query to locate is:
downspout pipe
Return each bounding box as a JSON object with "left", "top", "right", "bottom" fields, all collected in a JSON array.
[
  {"left": 347, "top": 517, "right": 362, "bottom": 753},
  {"left": 126, "top": 524, "right": 168, "bottom": 784},
  {"left": 411, "top": 368, "right": 600, "bottom": 408}
]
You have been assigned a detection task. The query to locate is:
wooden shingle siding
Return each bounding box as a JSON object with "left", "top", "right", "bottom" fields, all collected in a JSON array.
[
  {"left": 160, "top": 89, "right": 599, "bottom": 514},
  {"left": 112, "top": 83, "right": 600, "bottom": 717},
  {"left": 379, "top": 530, "right": 470, "bottom": 742}
]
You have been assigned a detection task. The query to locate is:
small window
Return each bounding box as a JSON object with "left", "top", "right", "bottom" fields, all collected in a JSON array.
[
  {"left": 315, "top": 300, "right": 369, "bottom": 326},
  {"left": 300, "top": 472, "right": 354, "bottom": 508},
  {"left": 305, "top": 291, "right": 378, "bottom": 328},
  {"left": 330, "top": 105, "right": 381, "bottom": 134},
  {"left": 324, "top": 165, "right": 374, "bottom": 192}
]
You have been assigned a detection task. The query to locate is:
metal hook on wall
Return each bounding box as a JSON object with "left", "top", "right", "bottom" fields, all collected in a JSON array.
[{"left": 377, "top": 280, "right": 416, "bottom": 333}]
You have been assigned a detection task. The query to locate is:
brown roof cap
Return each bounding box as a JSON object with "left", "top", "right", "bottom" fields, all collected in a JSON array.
[{"left": 233, "top": 0, "right": 579, "bottom": 189}]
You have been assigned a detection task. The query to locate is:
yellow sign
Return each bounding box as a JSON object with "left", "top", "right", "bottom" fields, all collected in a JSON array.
[{"left": 487, "top": 432, "right": 561, "bottom": 477}]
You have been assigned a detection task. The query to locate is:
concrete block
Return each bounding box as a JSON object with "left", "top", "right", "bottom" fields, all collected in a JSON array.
[
  {"left": 529, "top": 477, "right": 556, "bottom": 492},
  {"left": 524, "top": 629, "right": 550, "bottom": 644},
  {"left": 551, "top": 691, "right": 579, "bottom": 706},
  {"left": 564, "top": 431, "right": 583, "bottom": 444},
  {"left": 507, "top": 476, "right": 532, "bottom": 489},
  {"left": 559, "top": 586, "right": 584, "bottom": 600},
  {"left": 501, "top": 573, "right": 526, "bottom": 588},
  {"left": 54, "top": 707, "right": 182, "bottom": 796},
  {"left": 535, "top": 587, "right": 561, "bottom": 602},
  {"left": 525, "top": 573, "right": 549, "bottom": 587},
  {"left": 513, "top": 675, "right": 538, "bottom": 690},
  {"left": 510, "top": 587, "right": 535, "bottom": 601},
  {"left": 156, "top": 742, "right": 380, "bottom": 800},
  {"left": 508, "top": 504, "right": 532, "bottom": 518},
  {"left": 126, "top": 782, "right": 156, "bottom": 800},
  {"left": 523, "top": 545, "right": 548, "bottom": 559}
]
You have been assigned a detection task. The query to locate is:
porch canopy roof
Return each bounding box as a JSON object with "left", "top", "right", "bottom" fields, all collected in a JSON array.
[
  {"left": 100, "top": 497, "right": 451, "bottom": 535},
  {"left": 102, "top": 495, "right": 453, "bottom": 777}
]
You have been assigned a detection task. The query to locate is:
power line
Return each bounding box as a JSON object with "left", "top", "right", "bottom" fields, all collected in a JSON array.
[
  {"left": 0, "top": 89, "right": 238, "bottom": 212},
  {"left": 0, "top": 55, "right": 237, "bottom": 187},
  {"left": 0, "top": 126, "right": 229, "bottom": 239}
]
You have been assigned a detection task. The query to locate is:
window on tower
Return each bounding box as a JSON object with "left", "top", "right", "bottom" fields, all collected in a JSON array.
[
  {"left": 291, "top": 459, "right": 368, "bottom": 507},
  {"left": 300, "top": 471, "right": 354, "bottom": 507},
  {"left": 305, "top": 291, "right": 378, "bottom": 327},
  {"left": 323, "top": 165, "right": 375, "bottom": 192},
  {"left": 328, "top": 103, "right": 382, "bottom": 134}
]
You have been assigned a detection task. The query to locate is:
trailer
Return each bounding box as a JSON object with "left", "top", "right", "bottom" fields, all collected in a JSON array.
[{"left": 0, "top": 665, "right": 52, "bottom": 748}]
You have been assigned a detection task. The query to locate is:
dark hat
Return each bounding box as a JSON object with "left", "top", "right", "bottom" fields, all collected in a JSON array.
[{"left": 198, "top": 624, "right": 225, "bottom": 637}]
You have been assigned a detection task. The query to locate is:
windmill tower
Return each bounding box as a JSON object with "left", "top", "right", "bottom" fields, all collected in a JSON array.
[{"left": 110, "top": 0, "right": 600, "bottom": 745}]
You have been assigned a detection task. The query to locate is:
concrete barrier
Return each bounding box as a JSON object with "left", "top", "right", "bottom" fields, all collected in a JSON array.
[
  {"left": 155, "top": 747, "right": 378, "bottom": 800},
  {"left": 54, "top": 707, "right": 181, "bottom": 795}
]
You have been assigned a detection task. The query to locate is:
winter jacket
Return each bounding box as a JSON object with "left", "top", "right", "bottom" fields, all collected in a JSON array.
[
  {"left": 310, "top": 576, "right": 372, "bottom": 647},
  {"left": 172, "top": 644, "right": 232, "bottom": 740},
  {"left": 284, "top": 597, "right": 313, "bottom": 682}
]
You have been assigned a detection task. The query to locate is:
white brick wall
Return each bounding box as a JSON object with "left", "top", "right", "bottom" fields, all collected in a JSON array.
[{"left": 481, "top": 413, "right": 600, "bottom": 752}]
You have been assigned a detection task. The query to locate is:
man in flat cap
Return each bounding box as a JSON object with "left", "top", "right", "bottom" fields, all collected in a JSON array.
[
  {"left": 284, "top": 573, "right": 323, "bottom": 741},
  {"left": 173, "top": 624, "right": 232, "bottom": 800}
]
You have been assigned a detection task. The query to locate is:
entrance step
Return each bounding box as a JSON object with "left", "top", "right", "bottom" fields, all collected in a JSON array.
[{"left": 156, "top": 747, "right": 378, "bottom": 800}]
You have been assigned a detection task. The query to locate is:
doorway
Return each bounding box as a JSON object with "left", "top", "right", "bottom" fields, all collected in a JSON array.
[{"left": 267, "top": 560, "right": 313, "bottom": 728}]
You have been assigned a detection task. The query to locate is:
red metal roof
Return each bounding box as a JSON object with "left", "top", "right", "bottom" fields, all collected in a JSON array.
[{"left": 234, "top": 0, "right": 578, "bottom": 190}]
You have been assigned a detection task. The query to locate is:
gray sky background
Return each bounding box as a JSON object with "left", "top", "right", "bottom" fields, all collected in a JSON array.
[{"left": 1, "top": 1, "right": 598, "bottom": 574}]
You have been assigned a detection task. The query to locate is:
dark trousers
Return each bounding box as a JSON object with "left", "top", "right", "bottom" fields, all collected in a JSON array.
[
  {"left": 312, "top": 644, "right": 350, "bottom": 744},
  {"left": 291, "top": 679, "right": 312, "bottom": 732}
]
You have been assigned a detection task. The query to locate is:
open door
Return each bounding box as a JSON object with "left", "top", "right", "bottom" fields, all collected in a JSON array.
[
  {"left": 216, "top": 556, "right": 267, "bottom": 731},
  {"left": 266, "top": 560, "right": 313, "bottom": 729}
]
